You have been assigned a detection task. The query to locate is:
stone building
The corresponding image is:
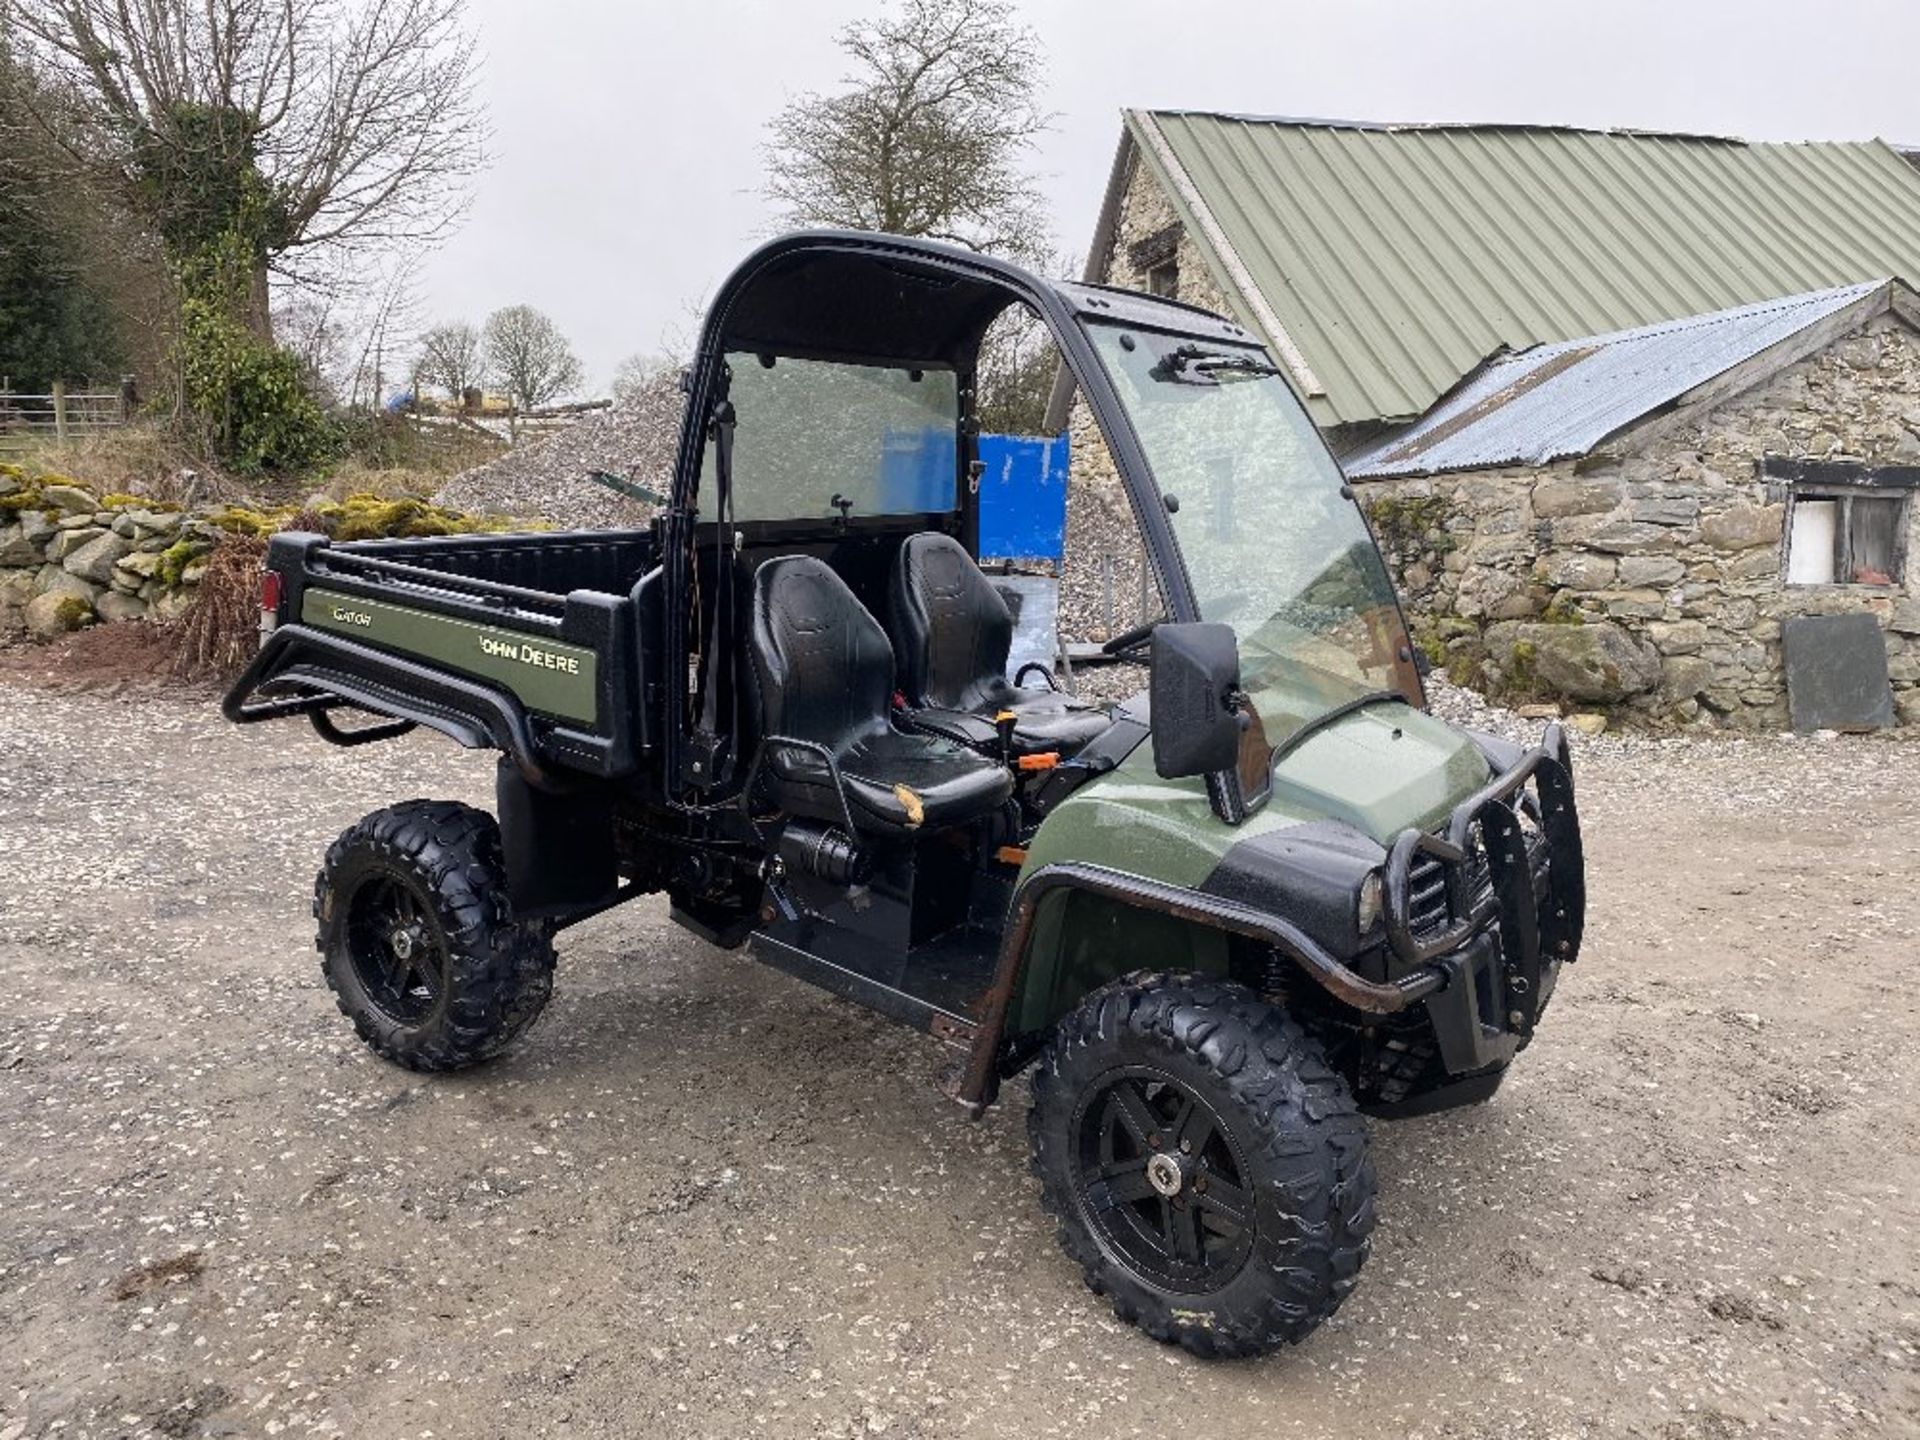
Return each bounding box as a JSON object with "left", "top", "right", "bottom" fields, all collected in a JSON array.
[
  {"left": 1343, "top": 282, "right": 1920, "bottom": 729},
  {"left": 1050, "top": 110, "right": 1920, "bottom": 725}
]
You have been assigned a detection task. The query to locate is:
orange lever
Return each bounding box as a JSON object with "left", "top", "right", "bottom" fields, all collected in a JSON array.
[{"left": 1016, "top": 751, "right": 1060, "bottom": 771}]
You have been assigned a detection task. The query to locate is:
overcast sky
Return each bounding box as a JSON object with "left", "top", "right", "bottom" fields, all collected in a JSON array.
[{"left": 416, "top": 0, "right": 1920, "bottom": 392}]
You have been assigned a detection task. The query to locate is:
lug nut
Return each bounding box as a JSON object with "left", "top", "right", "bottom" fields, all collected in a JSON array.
[{"left": 1179, "top": 1138, "right": 1192, "bottom": 1154}]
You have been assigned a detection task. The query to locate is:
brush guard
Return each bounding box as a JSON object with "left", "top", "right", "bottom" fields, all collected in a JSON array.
[{"left": 1381, "top": 723, "right": 1585, "bottom": 1074}]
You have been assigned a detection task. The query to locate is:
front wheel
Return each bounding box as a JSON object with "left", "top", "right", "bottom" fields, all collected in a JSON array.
[
  {"left": 315, "top": 800, "right": 555, "bottom": 1071},
  {"left": 1028, "top": 973, "right": 1375, "bottom": 1358}
]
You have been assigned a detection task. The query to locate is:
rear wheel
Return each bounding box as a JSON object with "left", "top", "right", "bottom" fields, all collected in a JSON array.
[
  {"left": 315, "top": 800, "right": 554, "bottom": 1071},
  {"left": 1028, "top": 972, "right": 1375, "bottom": 1358}
]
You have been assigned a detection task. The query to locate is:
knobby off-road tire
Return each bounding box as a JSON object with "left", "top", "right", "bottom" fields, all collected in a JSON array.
[
  {"left": 1028, "top": 972, "right": 1376, "bottom": 1359},
  {"left": 315, "top": 800, "right": 555, "bottom": 1072}
]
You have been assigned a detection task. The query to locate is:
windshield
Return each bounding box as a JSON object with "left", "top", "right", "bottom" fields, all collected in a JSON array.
[{"left": 1089, "top": 324, "right": 1421, "bottom": 746}]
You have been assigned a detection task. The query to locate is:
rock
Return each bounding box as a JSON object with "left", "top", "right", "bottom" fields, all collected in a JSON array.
[
  {"left": 133, "top": 511, "right": 184, "bottom": 540},
  {"left": 149, "top": 587, "right": 197, "bottom": 622},
  {"left": 1601, "top": 589, "right": 1666, "bottom": 620},
  {"left": 0, "top": 570, "right": 32, "bottom": 636},
  {"left": 38, "top": 483, "right": 97, "bottom": 514},
  {"left": 24, "top": 588, "right": 95, "bottom": 639},
  {"left": 1889, "top": 598, "right": 1920, "bottom": 636},
  {"left": 47, "top": 526, "right": 105, "bottom": 561},
  {"left": 1648, "top": 619, "right": 1710, "bottom": 654},
  {"left": 1540, "top": 552, "right": 1616, "bottom": 592},
  {"left": 17, "top": 509, "right": 56, "bottom": 546},
  {"left": 1661, "top": 654, "right": 1717, "bottom": 700},
  {"left": 1531, "top": 477, "right": 1623, "bottom": 518},
  {"left": 111, "top": 511, "right": 140, "bottom": 538},
  {"left": 1565, "top": 712, "right": 1608, "bottom": 736},
  {"left": 1488, "top": 620, "right": 1662, "bottom": 702},
  {"left": 55, "top": 511, "right": 104, "bottom": 530},
  {"left": 1584, "top": 520, "right": 1677, "bottom": 555},
  {"left": 1699, "top": 503, "right": 1784, "bottom": 551},
  {"left": 95, "top": 591, "right": 148, "bottom": 623},
  {"left": 1632, "top": 496, "right": 1700, "bottom": 526},
  {"left": 62, "top": 531, "right": 132, "bottom": 584},
  {"left": 1403, "top": 561, "right": 1433, "bottom": 591},
  {"left": 33, "top": 565, "right": 98, "bottom": 600},
  {"left": 116, "top": 550, "right": 162, "bottom": 581},
  {"left": 1516, "top": 702, "right": 1562, "bottom": 719},
  {"left": 1617, "top": 555, "right": 1685, "bottom": 587},
  {"left": 0, "top": 525, "right": 38, "bottom": 567}
]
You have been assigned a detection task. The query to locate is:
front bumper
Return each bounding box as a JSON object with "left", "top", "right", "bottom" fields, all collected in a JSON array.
[{"left": 1381, "top": 724, "right": 1586, "bottom": 1074}]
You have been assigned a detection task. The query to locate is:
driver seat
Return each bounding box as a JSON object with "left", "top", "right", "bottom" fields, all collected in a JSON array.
[
  {"left": 890, "top": 532, "right": 1108, "bottom": 758},
  {"left": 747, "top": 555, "right": 1013, "bottom": 840}
]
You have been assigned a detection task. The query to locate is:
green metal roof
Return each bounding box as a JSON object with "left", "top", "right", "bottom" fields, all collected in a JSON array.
[{"left": 1114, "top": 112, "right": 1920, "bottom": 428}]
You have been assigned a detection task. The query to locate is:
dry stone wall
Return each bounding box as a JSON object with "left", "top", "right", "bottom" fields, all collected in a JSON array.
[
  {"left": 0, "top": 473, "right": 221, "bottom": 641},
  {"left": 1359, "top": 314, "right": 1920, "bottom": 729}
]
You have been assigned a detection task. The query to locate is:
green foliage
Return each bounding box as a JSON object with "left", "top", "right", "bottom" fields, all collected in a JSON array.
[
  {"left": 176, "top": 231, "right": 340, "bottom": 474},
  {"left": 130, "top": 103, "right": 295, "bottom": 262},
  {"left": 0, "top": 146, "right": 125, "bottom": 391},
  {"left": 206, "top": 492, "right": 522, "bottom": 543}
]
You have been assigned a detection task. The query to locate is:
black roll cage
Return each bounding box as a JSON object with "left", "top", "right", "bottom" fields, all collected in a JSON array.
[{"left": 658, "top": 230, "right": 1257, "bottom": 809}]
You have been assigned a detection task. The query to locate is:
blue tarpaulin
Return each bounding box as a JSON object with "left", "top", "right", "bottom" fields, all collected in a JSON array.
[{"left": 977, "top": 433, "right": 1068, "bottom": 562}]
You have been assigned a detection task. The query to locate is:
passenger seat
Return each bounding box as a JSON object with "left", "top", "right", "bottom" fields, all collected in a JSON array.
[
  {"left": 889, "top": 533, "right": 1108, "bottom": 758},
  {"left": 747, "top": 555, "right": 1014, "bottom": 839}
]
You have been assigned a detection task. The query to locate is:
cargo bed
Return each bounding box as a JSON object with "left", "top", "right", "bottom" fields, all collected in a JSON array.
[{"left": 224, "top": 527, "right": 663, "bottom": 787}]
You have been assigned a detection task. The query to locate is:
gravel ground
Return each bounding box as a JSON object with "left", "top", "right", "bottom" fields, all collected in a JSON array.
[
  {"left": 434, "top": 376, "right": 683, "bottom": 531},
  {"left": 3, "top": 679, "right": 1919, "bottom": 1440}
]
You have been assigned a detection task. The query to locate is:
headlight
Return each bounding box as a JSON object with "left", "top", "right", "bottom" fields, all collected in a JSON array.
[{"left": 1357, "top": 869, "right": 1384, "bottom": 935}]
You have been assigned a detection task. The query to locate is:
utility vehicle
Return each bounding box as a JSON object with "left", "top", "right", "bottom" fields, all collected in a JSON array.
[{"left": 225, "top": 231, "right": 1585, "bottom": 1358}]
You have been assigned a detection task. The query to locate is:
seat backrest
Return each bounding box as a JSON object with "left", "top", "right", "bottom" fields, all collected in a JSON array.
[
  {"left": 749, "top": 555, "right": 895, "bottom": 749},
  {"left": 891, "top": 532, "right": 1014, "bottom": 711}
]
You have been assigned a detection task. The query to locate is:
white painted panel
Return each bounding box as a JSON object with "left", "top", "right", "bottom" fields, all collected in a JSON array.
[{"left": 1787, "top": 500, "right": 1837, "bottom": 585}]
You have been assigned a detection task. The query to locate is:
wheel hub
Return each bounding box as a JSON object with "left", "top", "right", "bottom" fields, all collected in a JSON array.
[
  {"left": 390, "top": 926, "right": 419, "bottom": 962},
  {"left": 1145, "top": 1151, "right": 1186, "bottom": 1198}
]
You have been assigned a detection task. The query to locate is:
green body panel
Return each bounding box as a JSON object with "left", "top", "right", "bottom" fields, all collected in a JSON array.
[
  {"left": 1010, "top": 702, "right": 1487, "bottom": 1032},
  {"left": 301, "top": 588, "right": 600, "bottom": 725}
]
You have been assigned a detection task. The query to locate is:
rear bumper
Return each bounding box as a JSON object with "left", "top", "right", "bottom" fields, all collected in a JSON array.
[{"left": 1381, "top": 724, "right": 1586, "bottom": 1075}]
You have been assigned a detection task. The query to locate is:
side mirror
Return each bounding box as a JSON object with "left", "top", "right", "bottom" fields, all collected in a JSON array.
[{"left": 1149, "top": 622, "right": 1245, "bottom": 779}]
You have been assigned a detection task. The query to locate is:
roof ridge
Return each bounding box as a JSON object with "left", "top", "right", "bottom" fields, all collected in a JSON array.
[{"left": 1133, "top": 111, "right": 1888, "bottom": 146}]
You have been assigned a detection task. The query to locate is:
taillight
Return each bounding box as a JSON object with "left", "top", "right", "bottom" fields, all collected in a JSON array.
[{"left": 258, "top": 570, "right": 283, "bottom": 641}]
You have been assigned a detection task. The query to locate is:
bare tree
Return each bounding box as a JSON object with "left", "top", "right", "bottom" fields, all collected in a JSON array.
[
  {"left": 483, "top": 305, "right": 582, "bottom": 435},
  {"left": 761, "top": 0, "right": 1052, "bottom": 260},
  {"left": 5, "top": 0, "right": 485, "bottom": 338},
  {"left": 416, "top": 321, "right": 483, "bottom": 406}
]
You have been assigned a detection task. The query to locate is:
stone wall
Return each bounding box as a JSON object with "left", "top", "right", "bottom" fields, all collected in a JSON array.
[
  {"left": 1359, "top": 313, "right": 1920, "bottom": 728},
  {"left": 0, "top": 475, "right": 221, "bottom": 640}
]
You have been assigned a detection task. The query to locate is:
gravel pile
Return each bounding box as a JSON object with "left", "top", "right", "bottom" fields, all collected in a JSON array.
[{"left": 434, "top": 373, "right": 685, "bottom": 531}]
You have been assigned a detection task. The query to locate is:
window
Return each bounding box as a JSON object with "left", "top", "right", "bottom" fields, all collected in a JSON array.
[
  {"left": 1127, "top": 222, "right": 1183, "bottom": 301},
  {"left": 1146, "top": 260, "right": 1180, "bottom": 298},
  {"left": 706, "top": 354, "right": 958, "bottom": 523},
  {"left": 1768, "top": 457, "right": 1918, "bottom": 587}
]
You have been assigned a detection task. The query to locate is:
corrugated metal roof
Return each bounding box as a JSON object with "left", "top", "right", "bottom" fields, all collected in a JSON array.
[
  {"left": 1343, "top": 281, "right": 1892, "bottom": 478},
  {"left": 1120, "top": 112, "right": 1920, "bottom": 428}
]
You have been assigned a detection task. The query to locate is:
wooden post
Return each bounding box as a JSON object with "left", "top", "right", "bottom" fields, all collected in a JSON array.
[{"left": 52, "top": 380, "right": 68, "bottom": 443}]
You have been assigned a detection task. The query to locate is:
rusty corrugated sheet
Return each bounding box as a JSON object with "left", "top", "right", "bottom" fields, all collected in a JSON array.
[
  {"left": 1124, "top": 113, "right": 1920, "bottom": 428},
  {"left": 1343, "top": 281, "right": 1886, "bottom": 478}
]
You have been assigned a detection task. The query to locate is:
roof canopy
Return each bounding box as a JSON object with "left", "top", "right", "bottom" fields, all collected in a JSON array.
[{"left": 1096, "top": 112, "right": 1920, "bottom": 428}]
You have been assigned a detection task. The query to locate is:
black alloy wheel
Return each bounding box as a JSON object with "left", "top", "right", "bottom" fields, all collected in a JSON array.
[
  {"left": 1072, "top": 1066, "right": 1256, "bottom": 1293},
  {"left": 343, "top": 873, "right": 447, "bottom": 1027},
  {"left": 315, "top": 800, "right": 556, "bottom": 1072},
  {"left": 1029, "top": 972, "right": 1376, "bottom": 1358}
]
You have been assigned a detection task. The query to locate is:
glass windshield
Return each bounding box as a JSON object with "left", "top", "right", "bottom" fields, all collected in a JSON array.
[
  {"left": 1089, "top": 324, "right": 1420, "bottom": 745},
  {"left": 707, "top": 354, "right": 958, "bottom": 522}
]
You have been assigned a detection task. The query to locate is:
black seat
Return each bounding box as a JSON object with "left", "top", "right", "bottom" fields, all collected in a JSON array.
[
  {"left": 747, "top": 555, "right": 1013, "bottom": 840},
  {"left": 890, "top": 532, "right": 1108, "bottom": 757}
]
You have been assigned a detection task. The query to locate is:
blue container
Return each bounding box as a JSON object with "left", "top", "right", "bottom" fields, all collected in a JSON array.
[{"left": 977, "top": 433, "right": 1069, "bottom": 562}]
